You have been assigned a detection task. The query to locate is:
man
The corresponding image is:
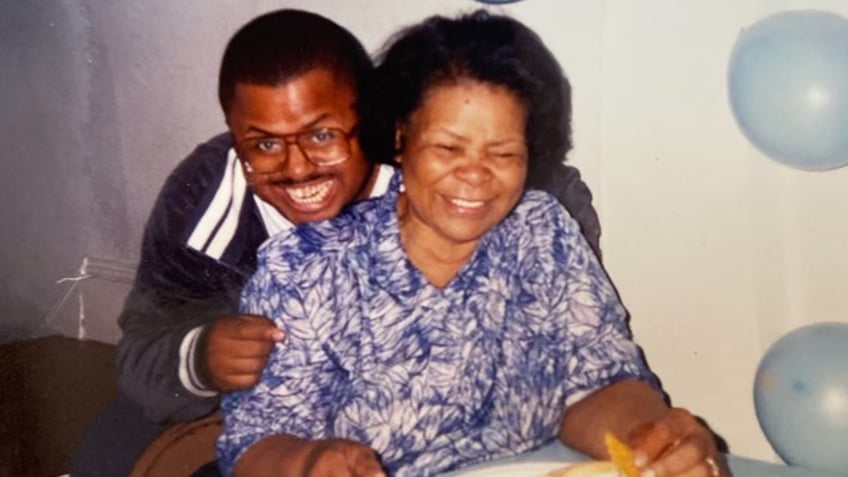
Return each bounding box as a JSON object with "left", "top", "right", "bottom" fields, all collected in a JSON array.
[{"left": 71, "top": 9, "right": 601, "bottom": 476}]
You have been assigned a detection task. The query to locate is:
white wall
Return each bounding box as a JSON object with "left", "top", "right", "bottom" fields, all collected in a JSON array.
[
  {"left": 566, "top": 0, "right": 848, "bottom": 461},
  {"left": 3, "top": 0, "right": 848, "bottom": 463}
]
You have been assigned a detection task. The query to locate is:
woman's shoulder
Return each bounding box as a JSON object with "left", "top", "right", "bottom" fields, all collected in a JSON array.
[
  {"left": 493, "top": 190, "right": 591, "bottom": 267},
  {"left": 510, "top": 189, "right": 580, "bottom": 235},
  {"left": 256, "top": 195, "right": 392, "bottom": 273}
]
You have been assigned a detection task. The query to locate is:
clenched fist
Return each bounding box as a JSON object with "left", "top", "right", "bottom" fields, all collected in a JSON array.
[{"left": 198, "top": 314, "right": 285, "bottom": 392}]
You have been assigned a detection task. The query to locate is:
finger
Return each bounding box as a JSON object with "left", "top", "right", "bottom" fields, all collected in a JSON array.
[
  {"left": 237, "top": 315, "right": 286, "bottom": 341},
  {"left": 644, "top": 431, "right": 716, "bottom": 477},
  {"left": 348, "top": 446, "right": 385, "bottom": 477},
  {"left": 630, "top": 409, "right": 697, "bottom": 466},
  {"left": 216, "top": 373, "right": 262, "bottom": 392},
  {"left": 354, "top": 463, "right": 386, "bottom": 477},
  {"left": 651, "top": 454, "right": 722, "bottom": 477},
  {"left": 227, "top": 315, "right": 286, "bottom": 342},
  {"left": 214, "top": 338, "right": 277, "bottom": 359},
  {"left": 218, "top": 356, "right": 271, "bottom": 375},
  {"left": 629, "top": 421, "right": 675, "bottom": 467},
  {"left": 306, "top": 449, "right": 354, "bottom": 477}
]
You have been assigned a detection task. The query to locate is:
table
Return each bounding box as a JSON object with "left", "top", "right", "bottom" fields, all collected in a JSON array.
[{"left": 439, "top": 441, "right": 845, "bottom": 477}]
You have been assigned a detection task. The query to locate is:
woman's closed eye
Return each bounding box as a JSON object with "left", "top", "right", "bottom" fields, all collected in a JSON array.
[
  {"left": 429, "top": 143, "right": 463, "bottom": 157},
  {"left": 489, "top": 149, "right": 525, "bottom": 162}
]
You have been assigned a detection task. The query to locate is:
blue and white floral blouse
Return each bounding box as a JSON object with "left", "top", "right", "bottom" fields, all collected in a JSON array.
[{"left": 217, "top": 174, "right": 657, "bottom": 476}]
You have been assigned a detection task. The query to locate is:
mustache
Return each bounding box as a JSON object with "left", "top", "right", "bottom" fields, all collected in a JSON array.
[{"left": 246, "top": 169, "right": 334, "bottom": 187}]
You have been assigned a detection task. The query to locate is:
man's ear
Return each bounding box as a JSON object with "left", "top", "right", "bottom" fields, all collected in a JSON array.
[{"left": 225, "top": 119, "right": 238, "bottom": 143}]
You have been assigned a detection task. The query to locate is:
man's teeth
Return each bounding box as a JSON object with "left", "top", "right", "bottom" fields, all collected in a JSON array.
[
  {"left": 286, "top": 181, "right": 332, "bottom": 204},
  {"left": 450, "top": 198, "right": 484, "bottom": 208}
]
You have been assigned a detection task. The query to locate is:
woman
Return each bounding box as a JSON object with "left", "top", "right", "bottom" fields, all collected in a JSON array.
[{"left": 217, "top": 11, "right": 725, "bottom": 477}]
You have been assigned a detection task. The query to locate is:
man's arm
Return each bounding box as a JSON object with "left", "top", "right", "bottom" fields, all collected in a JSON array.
[
  {"left": 116, "top": 180, "right": 242, "bottom": 422},
  {"left": 116, "top": 273, "right": 239, "bottom": 423},
  {"left": 116, "top": 142, "right": 268, "bottom": 423},
  {"left": 117, "top": 253, "right": 283, "bottom": 423}
]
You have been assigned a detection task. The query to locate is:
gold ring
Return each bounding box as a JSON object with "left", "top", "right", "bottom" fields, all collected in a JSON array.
[{"left": 705, "top": 456, "right": 720, "bottom": 477}]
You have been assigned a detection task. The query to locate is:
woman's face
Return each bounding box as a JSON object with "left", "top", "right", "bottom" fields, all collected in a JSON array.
[{"left": 398, "top": 80, "right": 528, "bottom": 251}]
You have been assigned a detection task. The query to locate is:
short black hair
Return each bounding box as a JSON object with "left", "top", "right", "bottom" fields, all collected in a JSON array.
[
  {"left": 219, "top": 9, "right": 371, "bottom": 109},
  {"left": 218, "top": 9, "right": 378, "bottom": 161},
  {"left": 374, "top": 10, "right": 572, "bottom": 187}
]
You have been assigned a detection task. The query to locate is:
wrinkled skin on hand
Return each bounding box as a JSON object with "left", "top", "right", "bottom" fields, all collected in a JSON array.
[
  {"left": 198, "top": 314, "right": 285, "bottom": 392},
  {"left": 628, "top": 408, "right": 730, "bottom": 477}
]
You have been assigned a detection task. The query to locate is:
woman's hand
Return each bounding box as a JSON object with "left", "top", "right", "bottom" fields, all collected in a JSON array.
[
  {"left": 233, "top": 435, "right": 386, "bottom": 477},
  {"left": 627, "top": 408, "right": 729, "bottom": 477},
  {"left": 558, "top": 381, "right": 729, "bottom": 477},
  {"left": 301, "top": 438, "right": 386, "bottom": 477}
]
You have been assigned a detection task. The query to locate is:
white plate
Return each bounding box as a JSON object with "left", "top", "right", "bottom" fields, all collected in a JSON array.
[{"left": 451, "top": 461, "right": 572, "bottom": 477}]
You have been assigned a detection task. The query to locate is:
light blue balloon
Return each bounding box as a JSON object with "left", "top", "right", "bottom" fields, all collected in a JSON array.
[
  {"left": 753, "top": 322, "right": 848, "bottom": 473},
  {"left": 728, "top": 11, "right": 848, "bottom": 170}
]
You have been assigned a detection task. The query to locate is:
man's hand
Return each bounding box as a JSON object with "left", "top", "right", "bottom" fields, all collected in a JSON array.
[{"left": 198, "top": 314, "right": 285, "bottom": 392}]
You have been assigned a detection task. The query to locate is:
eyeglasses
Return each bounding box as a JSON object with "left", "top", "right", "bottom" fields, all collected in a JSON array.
[{"left": 236, "top": 124, "right": 358, "bottom": 169}]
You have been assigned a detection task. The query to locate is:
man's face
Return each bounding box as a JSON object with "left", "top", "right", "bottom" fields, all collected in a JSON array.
[{"left": 226, "top": 69, "right": 374, "bottom": 225}]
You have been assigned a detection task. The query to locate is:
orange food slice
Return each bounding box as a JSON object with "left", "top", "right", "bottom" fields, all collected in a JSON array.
[{"left": 604, "top": 432, "right": 640, "bottom": 477}]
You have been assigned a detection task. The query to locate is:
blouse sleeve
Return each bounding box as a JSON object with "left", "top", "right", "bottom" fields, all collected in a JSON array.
[
  {"left": 523, "top": 192, "right": 660, "bottom": 407},
  {"left": 215, "top": 257, "right": 343, "bottom": 476}
]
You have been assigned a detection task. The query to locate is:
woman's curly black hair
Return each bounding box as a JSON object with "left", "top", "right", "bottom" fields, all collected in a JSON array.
[{"left": 371, "top": 9, "right": 573, "bottom": 188}]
